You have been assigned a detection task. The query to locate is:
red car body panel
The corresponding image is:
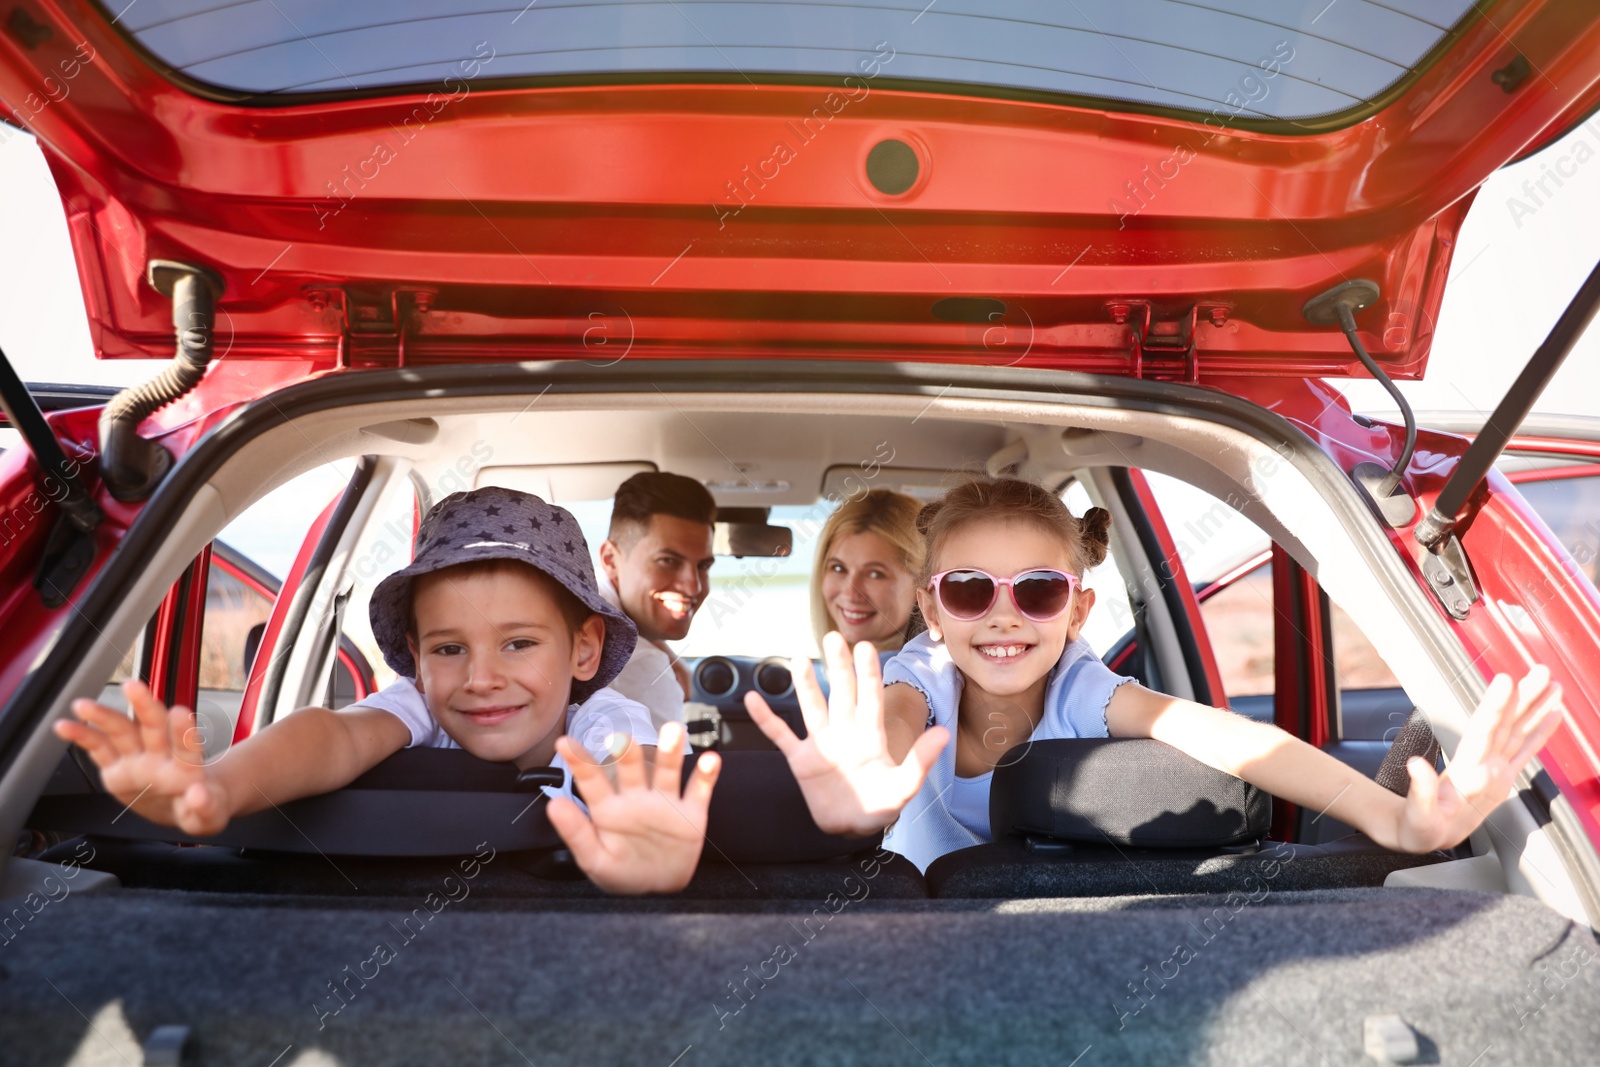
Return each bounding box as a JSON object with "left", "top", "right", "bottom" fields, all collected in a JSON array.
[
  {"left": 0, "top": 405, "right": 128, "bottom": 704},
  {"left": 1269, "top": 544, "right": 1331, "bottom": 840},
  {"left": 0, "top": 1, "right": 1598, "bottom": 380},
  {"left": 210, "top": 549, "right": 373, "bottom": 712},
  {"left": 1226, "top": 378, "right": 1600, "bottom": 847},
  {"left": 147, "top": 542, "right": 210, "bottom": 713},
  {"left": 1508, "top": 435, "right": 1600, "bottom": 461},
  {"left": 1454, "top": 475, "right": 1600, "bottom": 842}
]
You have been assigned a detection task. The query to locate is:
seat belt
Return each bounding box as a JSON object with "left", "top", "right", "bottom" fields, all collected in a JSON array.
[{"left": 1373, "top": 710, "right": 1442, "bottom": 796}]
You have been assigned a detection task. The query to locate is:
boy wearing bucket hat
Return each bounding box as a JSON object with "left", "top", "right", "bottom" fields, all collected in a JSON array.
[{"left": 57, "top": 487, "right": 723, "bottom": 895}]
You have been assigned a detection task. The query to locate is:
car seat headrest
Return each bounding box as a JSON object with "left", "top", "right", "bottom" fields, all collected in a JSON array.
[{"left": 989, "top": 738, "right": 1270, "bottom": 848}]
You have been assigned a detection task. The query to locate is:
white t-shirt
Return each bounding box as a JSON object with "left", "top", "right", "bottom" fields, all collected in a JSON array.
[
  {"left": 349, "top": 678, "right": 659, "bottom": 803},
  {"left": 596, "top": 570, "right": 687, "bottom": 730},
  {"left": 879, "top": 632, "right": 1132, "bottom": 872}
]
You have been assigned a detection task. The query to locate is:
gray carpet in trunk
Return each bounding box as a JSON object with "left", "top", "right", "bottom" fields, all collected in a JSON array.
[{"left": 2, "top": 887, "right": 1597, "bottom": 1066}]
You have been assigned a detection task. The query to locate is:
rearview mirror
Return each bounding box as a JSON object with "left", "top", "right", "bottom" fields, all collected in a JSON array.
[
  {"left": 714, "top": 521, "right": 793, "bottom": 558},
  {"left": 712, "top": 507, "right": 792, "bottom": 557}
]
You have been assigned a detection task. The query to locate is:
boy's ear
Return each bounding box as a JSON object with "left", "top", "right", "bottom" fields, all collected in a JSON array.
[
  {"left": 915, "top": 587, "right": 942, "bottom": 641},
  {"left": 406, "top": 635, "right": 425, "bottom": 693},
  {"left": 569, "top": 615, "right": 606, "bottom": 682}
]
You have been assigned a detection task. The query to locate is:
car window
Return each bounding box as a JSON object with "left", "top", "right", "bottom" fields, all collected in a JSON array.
[
  {"left": 103, "top": 463, "right": 371, "bottom": 735},
  {"left": 185, "top": 557, "right": 275, "bottom": 759},
  {"left": 347, "top": 488, "right": 821, "bottom": 666},
  {"left": 1140, "top": 473, "right": 1401, "bottom": 705},
  {"left": 99, "top": 551, "right": 274, "bottom": 756},
  {"left": 1062, "top": 480, "right": 1137, "bottom": 659},
  {"left": 200, "top": 560, "right": 273, "bottom": 693},
  {"left": 1509, "top": 473, "right": 1600, "bottom": 587},
  {"left": 1142, "top": 472, "right": 1272, "bottom": 702},
  {"left": 103, "top": 2, "right": 1464, "bottom": 124},
  {"left": 340, "top": 473, "right": 421, "bottom": 693},
  {"left": 1328, "top": 595, "right": 1403, "bottom": 690},
  {"left": 106, "top": 558, "right": 266, "bottom": 687},
  {"left": 298, "top": 477, "right": 842, "bottom": 682},
  {"left": 1197, "top": 560, "right": 1402, "bottom": 700},
  {"left": 1197, "top": 563, "right": 1274, "bottom": 698}
]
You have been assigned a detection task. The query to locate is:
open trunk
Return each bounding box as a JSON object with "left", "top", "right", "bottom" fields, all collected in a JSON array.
[{"left": 4, "top": 1, "right": 1600, "bottom": 380}]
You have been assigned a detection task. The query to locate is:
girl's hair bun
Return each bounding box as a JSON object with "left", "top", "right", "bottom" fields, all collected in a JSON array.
[
  {"left": 915, "top": 499, "right": 944, "bottom": 536},
  {"left": 1077, "top": 506, "right": 1113, "bottom": 568}
]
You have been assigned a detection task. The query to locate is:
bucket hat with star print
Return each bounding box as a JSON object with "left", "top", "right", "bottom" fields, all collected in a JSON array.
[{"left": 368, "top": 486, "right": 637, "bottom": 703}]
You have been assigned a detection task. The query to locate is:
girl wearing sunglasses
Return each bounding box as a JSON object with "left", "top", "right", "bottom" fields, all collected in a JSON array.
[{"left": 746, "top": 477, "right": 1564, "bottom": 871}]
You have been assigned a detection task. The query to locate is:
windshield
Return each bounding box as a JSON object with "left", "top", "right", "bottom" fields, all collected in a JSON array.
[
  {"left": 565, "top": 498, "right": 815, "bottom": 661},
  {"left": 106, "top": 0, "right": 1475, "bottom": 122}
]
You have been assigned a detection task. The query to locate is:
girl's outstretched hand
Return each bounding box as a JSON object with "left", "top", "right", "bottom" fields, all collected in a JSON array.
[
  {"left": 53, "top": 680, "right": 233, "bottom": 836},
  {"left": 1396, "top": 667, "right": 1564, "bottom": 853},
  {"left": 548, "top": 721, "right": 721, "bottom": 895},
  {"left": 745, "top": 632, "right": 949, "bottom": 837}
]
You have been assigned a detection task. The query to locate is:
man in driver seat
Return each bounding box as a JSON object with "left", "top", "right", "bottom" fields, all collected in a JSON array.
[{"left": 597, "top": 472, "right": 717, "bottom": 730}]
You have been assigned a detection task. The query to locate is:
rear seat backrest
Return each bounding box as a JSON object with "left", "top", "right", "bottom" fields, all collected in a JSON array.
[
  {"left": 989, "top": 737, "right": 1270, "bottom": 848},
  {"left": 926, "top": 738, "right": 1444, "bottom": 899}
]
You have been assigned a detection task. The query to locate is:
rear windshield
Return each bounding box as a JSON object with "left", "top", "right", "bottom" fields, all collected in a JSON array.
[{"left": 105, "top": 0, "right": 1476, "bottom": 123}]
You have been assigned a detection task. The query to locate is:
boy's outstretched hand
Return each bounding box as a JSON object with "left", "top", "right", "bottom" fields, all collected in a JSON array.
[
  {"left": 53, "top": 680, "right": 233, "bottom": 836},
  {"left": 548, "top": 721, "right": 721, "bottom": 895},
  {"left": 744, "top": 632, "right": 948, "bottom": 838},
  {"left": 1395, "top": 666, "right": 1565, "bottom": 853}
]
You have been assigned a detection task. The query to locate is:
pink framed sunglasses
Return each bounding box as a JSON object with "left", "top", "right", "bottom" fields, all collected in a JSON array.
[{"left": 927, "top": 568, "right": 1080, "bottom": 622}]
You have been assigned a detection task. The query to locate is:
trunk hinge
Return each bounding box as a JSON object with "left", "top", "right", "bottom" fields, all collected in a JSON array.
[
  {"left": 1110, "top": 301, "right": 1228, "bottom": 383},
  {"left": 0, "top": 347, "right": 104, "bottom": 607},
  {"left": 1420, "top": 534, "right": 1477, "bottom": 621},
  {"left": 306, "top": 286, "right": 435, "bottom": 369}
]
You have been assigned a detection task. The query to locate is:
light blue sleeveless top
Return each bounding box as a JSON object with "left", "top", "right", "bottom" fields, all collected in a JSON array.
[{"left": 880, "top": 632, "right": 1132, "bottom": 872}]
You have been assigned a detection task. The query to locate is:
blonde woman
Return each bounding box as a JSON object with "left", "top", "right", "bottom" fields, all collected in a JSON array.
[{"left": 811, "top": 489, "right": 925, "bottom": 653}]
